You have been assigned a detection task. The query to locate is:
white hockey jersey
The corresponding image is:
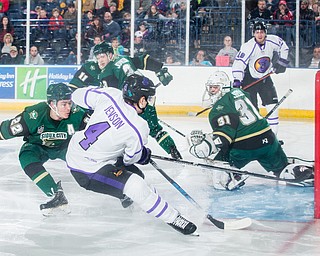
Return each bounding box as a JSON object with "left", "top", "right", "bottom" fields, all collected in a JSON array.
[
  {"left": 232, "top": 35, "right": 289, "bottom": 81},
  {"left": 66, "top": 87, "right": 149, "bottom": 173}
]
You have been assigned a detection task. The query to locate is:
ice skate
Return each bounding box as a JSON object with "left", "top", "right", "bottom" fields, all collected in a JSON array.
[
  {"left": 167, "top": 214, "right": 197, "bottom": 235},
  {"left": 120, "top": 195, "right": 134, "bottom": 208},
  {"left": 40, "top": 181, "right": 70, "bottom": 216}
]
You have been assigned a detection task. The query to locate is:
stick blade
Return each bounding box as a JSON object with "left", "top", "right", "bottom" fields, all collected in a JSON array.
[
  {"left": 187, "top": 112, "right": 197, "bottom": 116},
  {"left": 224, "top": 217, "right": 252, "bottom": 230}
]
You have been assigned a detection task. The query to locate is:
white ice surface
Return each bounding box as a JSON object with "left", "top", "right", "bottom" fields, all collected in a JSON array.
[{"left": 0, "top": 112, "right": 319, "bottom": 256}]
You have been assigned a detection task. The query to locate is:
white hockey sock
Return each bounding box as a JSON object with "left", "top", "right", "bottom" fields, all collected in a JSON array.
[
  {"left": 265, "top": 104, "right": 279, "bottom": 135},
  {"left": 123, "top": 174, "right": 178, "bottom": 223}
]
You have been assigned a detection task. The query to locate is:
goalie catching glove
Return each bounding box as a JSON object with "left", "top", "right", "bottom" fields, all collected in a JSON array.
[
  {"left": 156, "top": 67, "right": 173, "bottom": 86},
  {"left": 187, "top": 130, "right": 222, "bottom": 159}
]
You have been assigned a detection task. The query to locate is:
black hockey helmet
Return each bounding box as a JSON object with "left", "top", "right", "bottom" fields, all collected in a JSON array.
[
  {"left": 47, "top": 83, "right": 72, "bottom": 103},
  {"left": 122, "top": 74, "right": 156, "bottom": 104},
  {"left": 93, "top": 41, "right": 114, "bottom": 56},
  {"left": 252, "top": 20, "right": 267, "bottom": 34}
]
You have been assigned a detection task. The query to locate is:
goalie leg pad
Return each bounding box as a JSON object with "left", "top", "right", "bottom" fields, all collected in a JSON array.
[{"left": 212, "top": 171, "right": 248, "bottom": 191}]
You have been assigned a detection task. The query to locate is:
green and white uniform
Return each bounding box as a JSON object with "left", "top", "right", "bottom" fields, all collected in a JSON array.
[
  {"left": 69, "top": 54, "right": 177, "bottom": 154},
  {"left": 209, "top": 88, "right": 287, "bottom": 174},
  {"left": 0, "top": 102, "right": 88, "bottom": 196}
]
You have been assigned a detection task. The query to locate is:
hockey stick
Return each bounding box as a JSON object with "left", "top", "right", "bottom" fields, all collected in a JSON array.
[
  {"left": 149, "top": 159, "right": 252, "bottom": 230},
  {"left": 265, "top": 89, "right": 293, "bottom": 119},
  {"left": 151, "top": 155, "right": 310, "bottom": 183},
  {"left": 158, "top": 119, "right": 186, "bottom": 138},
  {"left": 188, "top": 107, "right": 211, "bottom": 117},
  {"left": 242, "top": 72, "right": 273, "bottom": 90}
]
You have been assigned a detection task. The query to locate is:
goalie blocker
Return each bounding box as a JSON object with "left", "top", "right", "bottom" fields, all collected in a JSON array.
[{"left": 187, "top": 130, "right": 314, "bottom": 189}]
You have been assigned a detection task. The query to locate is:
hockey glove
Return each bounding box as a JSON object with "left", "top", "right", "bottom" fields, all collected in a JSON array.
[
  {"left": 233, "top": 80, "right": 242, "bottom": 88},
  {"left": 156, "top": 67, "right": 173, "bottom": 86},
  {"left": 137, "top": 146, "right": 152, "bottom": 165},
  {"left": 187, "top": 130, "right": 220, "bottom": 159},
  {"left": 273, "top": 58, "right": 289, "bottom": 74}
]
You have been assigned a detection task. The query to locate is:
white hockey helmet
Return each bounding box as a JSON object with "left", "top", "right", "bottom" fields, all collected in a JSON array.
[{"left": 205, "top": 71, "right": 231, "bottom": 103}]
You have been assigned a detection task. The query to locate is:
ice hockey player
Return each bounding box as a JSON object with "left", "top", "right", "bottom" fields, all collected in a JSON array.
[
  {"left": 188, "top": 71, "right": 313, "bottom": 190},
  {"left": 66, "top": 74, "right": 197, "bottom": 235},
  {"left": 0, "top": 83, "right": 90, "bottom": 215},
  {"left": 232, "top": 19, "right": 289, "bottom": 134},
  {"left": 68, "top": 41, "right": 182, "bottom": 160}
]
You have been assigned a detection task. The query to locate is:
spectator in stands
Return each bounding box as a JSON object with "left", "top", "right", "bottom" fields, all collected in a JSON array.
[
  {"left": 83, "top": 10, "right": 94, "bottom": 30},
  {"left": 152, "top": 0, "right": 168, "bottom": 15},
  {"left": 85, "top": 16, "right": 105, "bottom": 45},
  {"left": 48, "top": 8, "right": 65, "bottom": 38},
  {"left": 247, "top": 0, "right": 273, "bottom": 22},
  {"left": 0, "top": 0, "right": 9, "bottom": 19},
  {"left": 308, "top": 45, "right": 320, "bottom": 68},
  {"left": 117, "top": 0, "right": 131, "bottom": 13},
  {"left": 111, "top": 37, "right": 125, "bottom": 58},
  {"left": 266, "top": 0, "right": 279, "bottom": 13},
  {"left": 94, "top": 0, "right": 108, "bottom": 18},
  {"left": 189, "top": 49, "right": 213, "bottom": 66},
  {"left": 36, "top": 9, "right": 50, "bottom": 38},
  {"left": 216, "top": 35, "right": 238, "bottom": 66},
  {"left": 136, "top": 21, "right": 151, "bottom": 39},
  {"left": 9, "top": 45, "right": 23, "bottom": 64},
  {"left": 1, "top": 32, "right": 13, "bottom": 54},
  {"left": 136, "top": 6, "right": 146, "bottom": 20},
  {"left": 102, "top": 11, "right": 121, "bottom": 42},
  {"left": 165, "top": 53, "right": 181, "bottom": 65},
  {"left": 88, "top": 35, "right": 102, "bottom": 61},
  {"left": 75, "top": 0, "right": 95, "bottom": 14},
  {"left": 41, "top": 0, "right": 59, "bottom": 17},
  {"left": 133, "top": 31, "right": 147, "bottom": 56},
  {"left": 144, "top": 4, "right": 166, "bottom": 19},
  {"left": 63, "top": 2, "right": 77, "bottom": 39},
  {"left": 273, "top": 1, "right": 294, "bottom": 46},
  {"left": 119, "top": 11, "right": 131, "bottom": 31},
  {"left": 109, "top": 2, "right": 122, "bottom": 20},
  {"left": 24, "top": 45, "right": 45, "bottom": 65},
  {"left": 293, "top": 0, "right": 315, "bottom": 47},
  {"left": 0, "top": 16, "right": 14, "bottom": 43}
]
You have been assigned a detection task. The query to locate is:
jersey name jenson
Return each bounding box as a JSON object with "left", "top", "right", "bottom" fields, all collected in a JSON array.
[{"left": 104, "top": 105, "right": 125, "bottom": 129}]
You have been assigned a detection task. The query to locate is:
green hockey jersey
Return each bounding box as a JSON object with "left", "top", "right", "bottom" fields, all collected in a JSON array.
[
  {"left": 209, "top": 88, "right": 271, "bottom": 151},
  {"left": 69, "top": 54, "right": 162, "bottom": 90},
  {"left": 0, "top": 102, "right": 88, "bottom": 149}
]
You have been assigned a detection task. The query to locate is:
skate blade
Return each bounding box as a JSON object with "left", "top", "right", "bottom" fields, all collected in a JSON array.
[{"left": 41, "top": 204, "right": 71, "bottom": 217}]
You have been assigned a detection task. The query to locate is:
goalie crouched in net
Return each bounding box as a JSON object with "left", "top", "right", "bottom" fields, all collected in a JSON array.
[{"left": 187, "top": 71, "right": 313, "bottom": 191}]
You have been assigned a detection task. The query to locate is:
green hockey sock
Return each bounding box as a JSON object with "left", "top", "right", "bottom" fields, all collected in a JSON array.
[{"left": 32, "top": 170, "right": 58, "bottom": 196}]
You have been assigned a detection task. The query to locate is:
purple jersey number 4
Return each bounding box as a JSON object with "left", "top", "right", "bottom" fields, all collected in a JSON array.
[{"left": 79, "top": 121, "right": 111, "bottom": 150}]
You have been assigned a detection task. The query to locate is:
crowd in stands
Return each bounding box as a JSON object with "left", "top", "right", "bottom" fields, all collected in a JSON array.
[{"left": 0, "top": 0, "right": 319, "bottom": 68}]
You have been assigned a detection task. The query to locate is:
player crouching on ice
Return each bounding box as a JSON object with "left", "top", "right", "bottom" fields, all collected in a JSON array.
[
  {"left": 187, "top": 71, "right": 314, "bottom": 191},
  {"left": 66, "top": 74, "right": 197, "bottom": 235}
]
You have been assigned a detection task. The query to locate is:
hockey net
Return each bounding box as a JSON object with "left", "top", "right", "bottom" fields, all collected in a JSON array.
[{"left": 315, "top": 71, "right": 320, "bottom": 218}]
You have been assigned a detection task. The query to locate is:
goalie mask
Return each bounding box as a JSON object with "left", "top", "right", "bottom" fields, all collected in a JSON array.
[{"left": 205, "top": 71, "right": 231, "bottom": 105}]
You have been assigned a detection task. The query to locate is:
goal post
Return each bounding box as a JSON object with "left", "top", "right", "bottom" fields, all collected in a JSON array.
[{"left": 315, "top": 71, "right": 320, "bottom": 218}]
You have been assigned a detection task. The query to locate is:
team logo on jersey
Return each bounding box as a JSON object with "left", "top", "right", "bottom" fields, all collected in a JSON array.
[
  {"left": 254, "top": 57, "right": 271, "bottom": 73},
  {"left": 215, "top": 104, "right": 224, "bottom": 111},
  {"left": 90, "top": 65, "right": 96, "bottom": 71},
  {"left": 37, "top": 125, "right": 44, "bottom": 134},
  {"left": 29, "top": 110, "right": 38, "bottom": 120},
  {"left": 114, "top": 170, "right": 123, "bottom": 177}
]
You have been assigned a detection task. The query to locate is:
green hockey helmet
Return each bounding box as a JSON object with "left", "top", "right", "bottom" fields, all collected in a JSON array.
[
  {"left": 47, "top": 83, "right": 72, "bottom": 103},
  {"left": 122, "top": 74, "right": 156, "bottom": 105},
  {"left": 93, "top": 41, "right": 114, "bottom": 56}
]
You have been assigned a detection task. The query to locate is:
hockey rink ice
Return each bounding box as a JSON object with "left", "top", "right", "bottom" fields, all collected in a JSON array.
[{"left": 0, "top": 112, "right": 319, "bottom": 256}]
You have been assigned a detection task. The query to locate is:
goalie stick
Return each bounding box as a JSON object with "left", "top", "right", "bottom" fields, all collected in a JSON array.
[
  {"left": 158, "top": 119, "right": 186, "bottom": 137},
  {"left": 151, "top": 155, "right": 312, "bottom": 184},
  {"left": 150, "top": 159, "right": 252, "bottom": 230}
]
